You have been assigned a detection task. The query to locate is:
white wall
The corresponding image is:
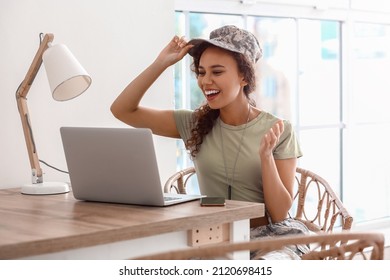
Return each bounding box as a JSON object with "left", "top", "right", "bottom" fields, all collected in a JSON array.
[{"left": 0, "top": 0, "right": 177, "bottom": 188}]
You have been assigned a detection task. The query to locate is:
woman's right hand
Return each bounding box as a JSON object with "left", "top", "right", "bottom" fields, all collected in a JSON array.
[
  {"left": 155, "top": 36, "right": 193, "bottom": 67},
  {"left": 111, "top": 36, "right": 192, "bottom": 138}
]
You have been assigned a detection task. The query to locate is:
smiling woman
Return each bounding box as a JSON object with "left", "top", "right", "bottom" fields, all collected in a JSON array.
[
  {"left": 174, "top": 6, "right": 390, "bottom": 230},
  {"left": 111, "top": 25, "right": 308, "bottom": 259},
  {"left": 193, "top": 47, "right": 253, "bottom": 109}
]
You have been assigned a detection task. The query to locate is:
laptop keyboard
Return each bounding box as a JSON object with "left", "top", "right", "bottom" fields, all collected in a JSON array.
[{"left": 164, "top": 196, "right": 181, "bottom": 201}]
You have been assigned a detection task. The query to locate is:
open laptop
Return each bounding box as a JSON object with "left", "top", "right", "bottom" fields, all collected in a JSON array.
[{"left": 60, "top": 127, "right": 203, "bottom": 206}]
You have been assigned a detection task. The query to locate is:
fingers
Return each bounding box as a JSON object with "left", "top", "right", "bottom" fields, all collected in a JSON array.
[
  {"left": 173, "top": 36, "right": 191, "bottom": 49},
  {"left": 264, "top": 129, "right": 277, "bottom": 147},
  {"left": 173, "top": 35, "right": 184, "bottom": 46},
  {"left": 167, "top": 36, "right": 192, "bottom": 59},
  {"left": 276, "top": 119, "right": 284, "bottom": 135},
  {"left": 260, "top": 120, "right": 284, "bottom": 155},
  {"left": 267, "top": 120, "right": 283, "bottom": 144}
]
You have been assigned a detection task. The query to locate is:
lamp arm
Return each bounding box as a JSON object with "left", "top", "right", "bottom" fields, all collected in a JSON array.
[{"left": 16, "top": 33, "right": 54, "bottom": 184}]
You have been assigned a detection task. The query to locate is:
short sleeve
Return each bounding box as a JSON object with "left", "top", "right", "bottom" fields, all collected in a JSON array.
[
  {"left": 273, "top": 120, "right": 303, "bottom": 159},
  {"left": 173, "top": 109, "right": 194, "bottom": 142}
]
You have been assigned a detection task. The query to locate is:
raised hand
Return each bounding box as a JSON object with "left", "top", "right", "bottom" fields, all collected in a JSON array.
[
  {"left": 259, "top": 120, "right": 284, "bottom": 159},
  {"left": 155, "top": 36, "right": 193, "bottom": 68}
]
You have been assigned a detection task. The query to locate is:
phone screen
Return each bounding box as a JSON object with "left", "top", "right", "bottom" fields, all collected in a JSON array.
[{"left": 200, "top": 197, "right": 226, "bottom": 206}]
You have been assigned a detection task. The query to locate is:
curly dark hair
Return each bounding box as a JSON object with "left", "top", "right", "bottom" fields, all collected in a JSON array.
[{"left": 186, "top": 42, "right": 257, "bottom": 158}]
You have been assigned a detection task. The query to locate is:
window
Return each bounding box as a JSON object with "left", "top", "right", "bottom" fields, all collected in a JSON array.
[
  {"left": 343, "top": 22, "right": 390, "bottom": 221},
  {"left": 174, "top": 5, "right": 390, "bottom": 224}
]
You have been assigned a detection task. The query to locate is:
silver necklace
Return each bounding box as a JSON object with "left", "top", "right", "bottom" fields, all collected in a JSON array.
[{"left": 219, "top": 104, "right": 251, "bottom": 199}]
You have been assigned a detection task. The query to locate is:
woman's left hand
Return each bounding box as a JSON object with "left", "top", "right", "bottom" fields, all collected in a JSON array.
[{"left": 259, "top": 120, "right": 284, "bottom": 159}]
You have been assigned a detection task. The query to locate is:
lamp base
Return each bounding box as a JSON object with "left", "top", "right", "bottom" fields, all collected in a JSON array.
[{"left": 21, "top": 182, "right": 70, "bottom": 195}]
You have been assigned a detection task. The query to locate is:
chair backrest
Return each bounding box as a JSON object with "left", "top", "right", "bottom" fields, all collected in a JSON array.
[
  {"left": 164, "top": 166, "right": 353, "bottom": 232},
  {"left": 292, "top": 167, "right": 353, "bottom": 233},
  {"left": 164, "top": 166, "right": 196, "bottom": 194},
  {"left": 135, "top": 231, "right": 384, "bottom": 260}
]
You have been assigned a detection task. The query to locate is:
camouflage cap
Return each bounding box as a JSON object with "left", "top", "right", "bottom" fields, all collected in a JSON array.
[{"left": 188, "top": 25, "right": 262, "bottom": 63}]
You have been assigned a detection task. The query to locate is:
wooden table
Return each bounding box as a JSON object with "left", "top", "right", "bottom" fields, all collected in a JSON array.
[{"left": 0, "top": 188, "right": 264, "bottom": 259}]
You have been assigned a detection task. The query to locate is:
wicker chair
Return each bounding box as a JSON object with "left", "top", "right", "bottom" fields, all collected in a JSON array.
[
  {"left": 135, "top": 231, "right": 384, "bottom": 260},
  {"left": 164, "top": 166, "right": 197, "bottom": 195},
  {"left": 164, "top": 166, "right": 353, "bottom": 233},
  {"left": 293, "top": 167, "right": 353, "bottom": 232}
]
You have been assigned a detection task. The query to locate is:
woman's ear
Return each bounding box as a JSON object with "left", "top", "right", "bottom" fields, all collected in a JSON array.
[{"left": 240, "top": 77, "right": 248, "bottom": 87}]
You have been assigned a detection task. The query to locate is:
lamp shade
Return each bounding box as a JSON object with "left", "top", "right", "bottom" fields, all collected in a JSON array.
[{"left": 43, "top": 44, "right": 91, "bottom": 101}]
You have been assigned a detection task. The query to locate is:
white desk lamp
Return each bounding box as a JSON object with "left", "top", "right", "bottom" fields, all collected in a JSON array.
[{"left": 16, "top": 33, "right": 92, "bottom": 195}]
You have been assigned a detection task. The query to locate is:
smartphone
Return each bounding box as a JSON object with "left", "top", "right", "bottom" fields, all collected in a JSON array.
[{"left": 200, "top": 197, "right": 226, "bottom": 207}]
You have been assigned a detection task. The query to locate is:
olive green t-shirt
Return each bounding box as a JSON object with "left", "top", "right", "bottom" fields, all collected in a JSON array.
[{"left": 173, "top": 110, "right": 302, "bottom": 203}]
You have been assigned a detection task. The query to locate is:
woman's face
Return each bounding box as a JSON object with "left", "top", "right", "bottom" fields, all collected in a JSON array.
[{"left": 197, "top": 46, "right": 247, "bottom": 110}]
